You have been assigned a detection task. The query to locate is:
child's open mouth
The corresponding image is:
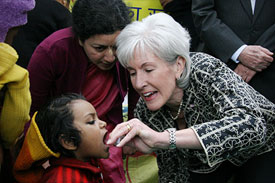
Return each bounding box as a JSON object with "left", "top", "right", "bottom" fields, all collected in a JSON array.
[{"left": 103, "top": 132, "right": 109, "bottom": 145}]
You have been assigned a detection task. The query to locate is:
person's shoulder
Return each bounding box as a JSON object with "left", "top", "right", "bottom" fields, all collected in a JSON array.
[
  {"left": 190, "top": 52, "right": 227, "bottom": 71},
  {"left": 0, "top": 43, "right": 18, "bottom": 68},
  {"left": 38, "top": 27, "right": 74, "bottom": 48},
  {"left": 10, "top": 64, "right": 29, "bottom": 78},
  {"left": 0, "top": 43, "right": 29, "bottom": 80},
  {"left": 46, "top": 27, "right": 73, "bottom": 41},
  {"left": 189, "top": 52, "right": 235, "bottom": 85},
  {"left": 190, "top": 52, "right": 219, "bottom": 63}
]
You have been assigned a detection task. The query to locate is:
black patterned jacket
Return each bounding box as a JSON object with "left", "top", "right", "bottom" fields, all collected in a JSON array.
[{"left": 134, "top": 52, "right": 275, "bottom": 183}]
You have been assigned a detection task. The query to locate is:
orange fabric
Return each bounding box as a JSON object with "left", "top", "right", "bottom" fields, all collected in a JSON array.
[
  {"left": 13, "top": 138, "right": 45, "bottom": 183},
  {"left": 13, "top": 113, "right": 60, "bottom": 183}
]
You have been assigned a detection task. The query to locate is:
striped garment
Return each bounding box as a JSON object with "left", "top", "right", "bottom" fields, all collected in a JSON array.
[{"left": 40, "top": 157, "right": 103, "bottom": 183}]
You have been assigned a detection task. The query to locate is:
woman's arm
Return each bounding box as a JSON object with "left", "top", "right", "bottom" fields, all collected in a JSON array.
[
  {"left": 27, "top": 45, "right": 55, "bottom": 116},
  {"left": 107, "top": 118, "right": 202, "bottom": 154}
]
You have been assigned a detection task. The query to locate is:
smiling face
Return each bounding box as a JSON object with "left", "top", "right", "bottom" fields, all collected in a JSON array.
[
  {"left": 127, "top": 51, "right": 185, "bottom": 111},
  {"left": 70, "top": 99, "right": 109, "bottom": 161},
  {"left": 79, "top": 31, "right": 121, "bottom": 70}
]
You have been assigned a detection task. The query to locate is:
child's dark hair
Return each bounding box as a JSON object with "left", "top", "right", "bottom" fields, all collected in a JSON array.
[
  {"left": 72, "top": 0, "right": 134, "bottom": 42},
  {"left": 35, "top": 93, "right": 86, "bottom": 158}
]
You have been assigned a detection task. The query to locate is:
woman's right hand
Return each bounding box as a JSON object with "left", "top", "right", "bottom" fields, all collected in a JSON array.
[{"left": 107, "top": 118, "right": 168, "bottom": 154}]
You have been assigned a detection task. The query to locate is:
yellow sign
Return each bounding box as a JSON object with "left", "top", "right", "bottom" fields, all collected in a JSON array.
[{"left": 124, "top": 0, "right": 164, "bottom": 21}]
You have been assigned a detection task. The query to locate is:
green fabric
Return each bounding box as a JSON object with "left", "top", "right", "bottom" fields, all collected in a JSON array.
[{"left": 124, "top": 153, "right": 159, "bottom": 183}]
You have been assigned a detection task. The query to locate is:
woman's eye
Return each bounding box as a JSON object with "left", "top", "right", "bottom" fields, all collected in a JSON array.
[
  {"left": 130, "top": 72, "right": 136, "bottom": 76},
  {"left": 94, "top": 46, "right": 107, "bottom": 52},
  {"left": 112, "top": 45, "right": 117, "bottom": 51},
  {"left": 87, "top": 120, "right": 95, "bottom": 125},
  {"left": 145, "top": 69, "right": 153, "bottom": 73}
]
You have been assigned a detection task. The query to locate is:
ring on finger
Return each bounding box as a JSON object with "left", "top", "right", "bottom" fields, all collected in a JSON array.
[{"left": 126, "top": 124, "right": 131, "bottom": 132}]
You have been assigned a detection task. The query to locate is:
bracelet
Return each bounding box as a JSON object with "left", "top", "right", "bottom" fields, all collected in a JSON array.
[{"left": 166, "top": 128, "right": 176, "bottom": 149}]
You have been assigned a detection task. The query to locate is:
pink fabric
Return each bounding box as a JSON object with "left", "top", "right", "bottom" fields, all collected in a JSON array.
[
  {"left": 98, "top": 124, "right": 126, "bottom": 183},
  {"left": 82, "top": 65, "right": 125, "bottom": 183},
  {"left": 82, "top": 64, "right": 119, "bottom": 121}
]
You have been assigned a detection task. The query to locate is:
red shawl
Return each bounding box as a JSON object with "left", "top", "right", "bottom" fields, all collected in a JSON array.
[{"left": 82, "top": 64, "right": 119, "bottom": 122}]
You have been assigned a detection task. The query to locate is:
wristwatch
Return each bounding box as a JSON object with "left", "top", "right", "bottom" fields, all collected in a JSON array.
[{"left": 166, "top": 128, "right": 177, "bottom": 149}]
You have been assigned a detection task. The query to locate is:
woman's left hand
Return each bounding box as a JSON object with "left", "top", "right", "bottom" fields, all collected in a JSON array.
[{"left": 107, "top": 118, "right": 164, "bottom": 154}]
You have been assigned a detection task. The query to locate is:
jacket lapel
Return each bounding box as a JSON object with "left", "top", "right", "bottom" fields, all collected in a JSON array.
[
  {"left": 253, "top": 0, "right": 265, "bottom": 22},
  {"left": 240, "top": 0, "right": 253, "bottom": 20}
]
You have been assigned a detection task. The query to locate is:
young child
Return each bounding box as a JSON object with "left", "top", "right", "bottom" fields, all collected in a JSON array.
[{"left": 14, "top": 93, "right": 109, "bottom": 183}]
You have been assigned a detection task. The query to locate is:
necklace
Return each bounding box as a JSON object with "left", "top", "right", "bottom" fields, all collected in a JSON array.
[{"left": 167, "top": 99, "right": 184, "bottom": 120}]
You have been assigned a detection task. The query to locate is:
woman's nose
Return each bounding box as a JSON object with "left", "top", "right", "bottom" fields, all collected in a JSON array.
[
  {"left": 104, "top": 47, "right": 116, "bottom": 62},
  {"left": 134, "top": 73, "right": 146, "bottom": 89}
]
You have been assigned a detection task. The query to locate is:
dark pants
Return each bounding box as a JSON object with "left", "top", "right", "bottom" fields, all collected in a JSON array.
[{"left": 189, "top": 150, "right": 275, "bottom": 183}]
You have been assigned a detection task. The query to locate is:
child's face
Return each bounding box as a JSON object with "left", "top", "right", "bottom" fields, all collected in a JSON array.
[{"left": 71, "top": 99, "right": 109, "bottom": 161}]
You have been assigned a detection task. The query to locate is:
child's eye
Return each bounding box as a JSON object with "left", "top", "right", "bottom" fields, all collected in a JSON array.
[{"left": 87, "top": 120, "right": 95, "bottom": 125}]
